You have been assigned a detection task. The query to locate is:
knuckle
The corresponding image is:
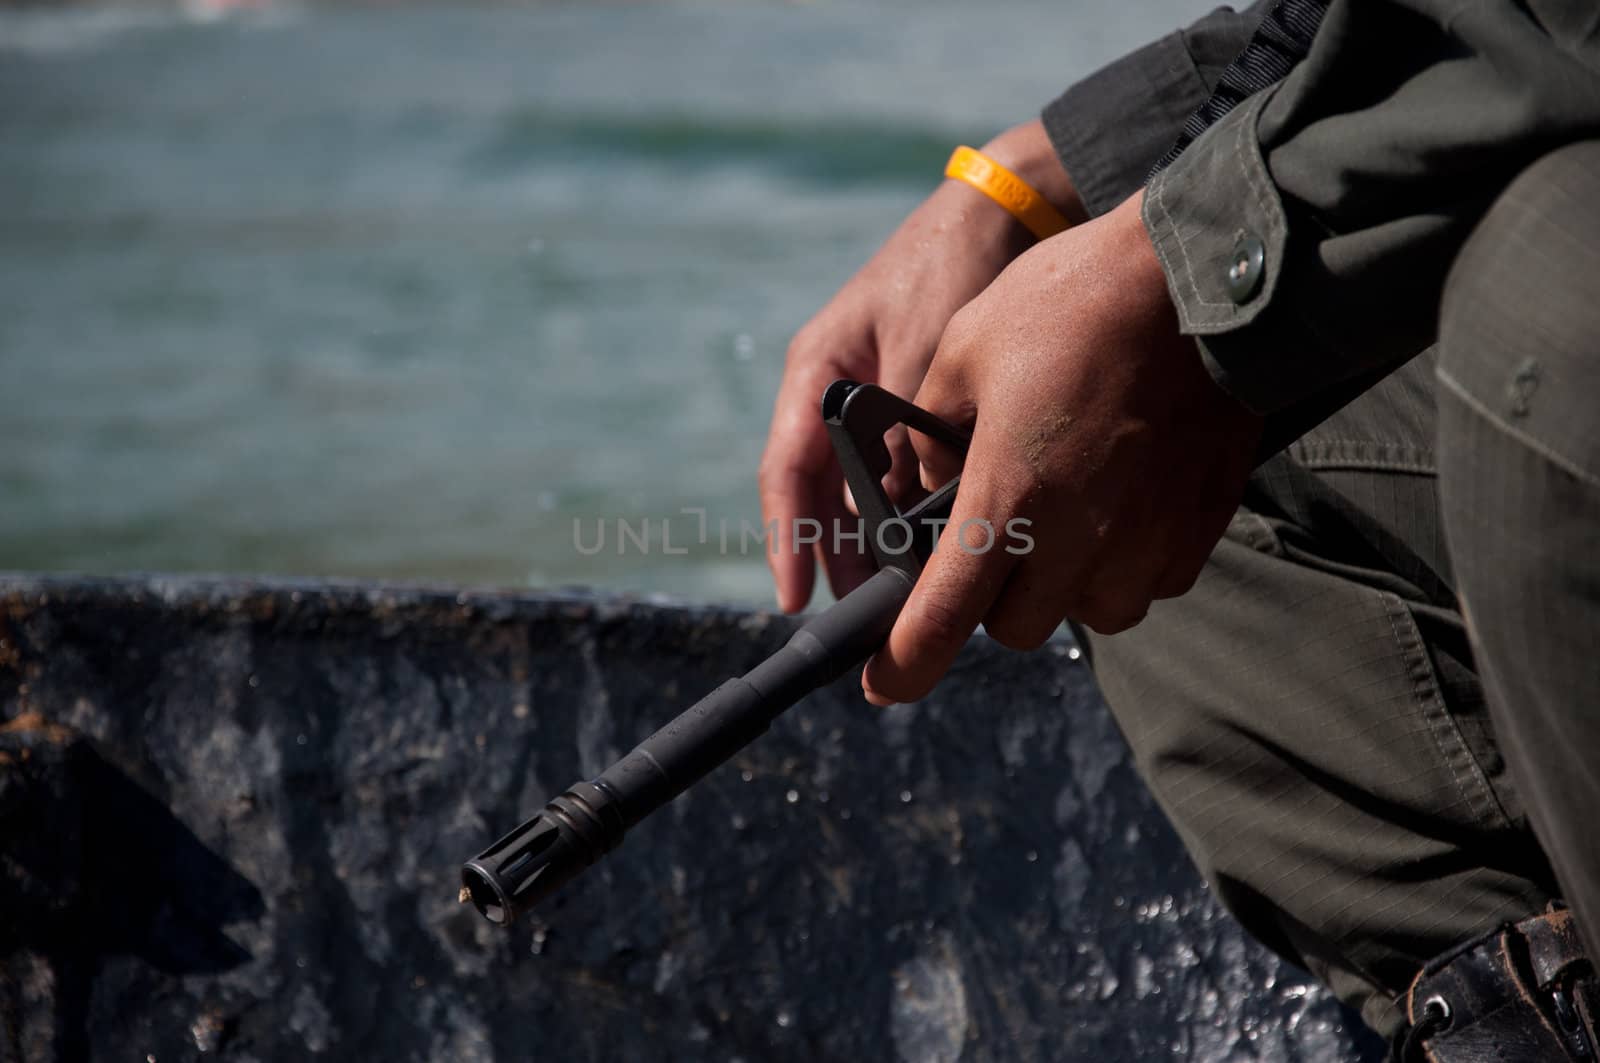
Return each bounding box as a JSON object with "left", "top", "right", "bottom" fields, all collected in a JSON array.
[
  {"left": 785, "top": 322, "right": 822, "bottom": 362},
  {"left": 943, "top": 302, "right": 978, "bottom": 346},
  {"left": 757, "top": 457, "right": 803, "bottom": 501},
  {"left": 882, "top": 465, "right": 921, "bottom": 505},
  {"left": 1155, "top": 566, "right": 1202, "bottom": 599},
  {"left": 984, "top": 614, "right": 1056, "bottom": 651},
  {"left": 913, "top": 595, "right": 973, "bottom": 657},
  {"left": 1070, "top": 591, "right": 1150, "bottom": 635},
  {"left": 1082, "top": 607, "right": 1148, "bottom": 636}
]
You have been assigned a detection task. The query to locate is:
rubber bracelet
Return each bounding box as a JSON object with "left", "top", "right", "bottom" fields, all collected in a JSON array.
[{"left": 944, "top": 145, "right": 1070, "bottom": 241}]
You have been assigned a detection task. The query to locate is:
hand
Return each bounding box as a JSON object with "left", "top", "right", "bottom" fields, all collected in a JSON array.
[
  {"left": 861, "top": 189, "right": 1264, "bottom": 705},
  {"left": 759, "top": 121, "right": 1083, "bottom": 613}
]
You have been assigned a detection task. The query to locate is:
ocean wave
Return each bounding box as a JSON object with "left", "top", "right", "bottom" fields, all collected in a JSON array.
[
  {"left": 470, "top": 109, "right": 965, "bottom": 187},
  {"left": 0, "top": 3, "right": 299, "bottom": 55}
]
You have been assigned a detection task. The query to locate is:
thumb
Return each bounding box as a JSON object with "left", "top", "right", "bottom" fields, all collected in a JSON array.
[{"left": 909, "top": 313, "right": 979, "bottom": 491}]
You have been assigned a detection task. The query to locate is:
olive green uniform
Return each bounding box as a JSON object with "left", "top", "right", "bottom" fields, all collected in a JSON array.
[{"left": 1037, "top": 1, "right": 1600, "bottom": 1041}]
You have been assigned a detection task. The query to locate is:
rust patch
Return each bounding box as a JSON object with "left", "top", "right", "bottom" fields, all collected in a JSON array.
[{"left": 0, "top": 711, "right": 74, "bottom": 745}]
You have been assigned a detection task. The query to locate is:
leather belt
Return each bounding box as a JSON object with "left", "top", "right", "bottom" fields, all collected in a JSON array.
[{"left": 1398, "top": 906, "right": 1598, "bottom": 1062}]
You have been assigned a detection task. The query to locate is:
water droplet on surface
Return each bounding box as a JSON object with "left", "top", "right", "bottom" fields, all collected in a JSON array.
[
  {"left": 1068, "top": 646, "right": 1082, "bottom": 661},
  {"left": 775, "top": 1008, "right": 793, "bottom": 1028},
  {"left": 740, "top": 769, "right": 753, "bottom": 782},
  {"left": 899, "top": 790, "right": 912, "bottom": 804},
  {"left": 1025, "top": 850, "right": 1038, "bottom": 863},
  {"left": 785, "top": 789, "right": 799, "bottom": 804},
  {"left": 839, "top": 808, "right": 852, "bottom": 820},
  {"left": 731, "top": 814, "right": 747, "bottom": 831},
  {"left": 247, "top": 674, "right": 259, "bottom": 689},
  {"left": 296, "top": 734, "right": 307, "bottom": 746}
]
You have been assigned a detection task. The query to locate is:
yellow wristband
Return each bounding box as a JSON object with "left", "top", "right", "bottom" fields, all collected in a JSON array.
[{"left": 944, "top": 145, "right": 1070, "bottom": 241}]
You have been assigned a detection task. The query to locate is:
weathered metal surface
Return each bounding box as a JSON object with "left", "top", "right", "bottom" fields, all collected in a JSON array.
[{"left": 0, "top": 574, "right": 1385, "bottom": 1061}]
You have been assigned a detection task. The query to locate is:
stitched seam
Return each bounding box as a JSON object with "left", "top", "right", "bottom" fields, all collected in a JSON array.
[
  {"left": 1379, "top": 592, "right": 1513, "bottom": 832},
  {"left": 1151, "top": 166, "right": 1221, "bottom": 329},
  {"left": 1288, "top": 439, "right": 1437, "bottom": 475},
  {"left": 1438, "top": 368, "right": 1600, "bottom": 489},
  {"left": 1379, "top": 595, "right": 1482, "bottom": 822},
  {"left": 1296, "top": 458, "right": 1437, "bottom": 475},
  {"left": 1153, "top": 93, "right": 1274, "bottom": 325},
  {"left": 1234, "top": 93, "right": 1277, "bottom": 242}
]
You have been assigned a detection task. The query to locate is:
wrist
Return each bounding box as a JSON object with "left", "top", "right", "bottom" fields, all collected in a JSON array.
[
  {"left": 931, "top": 177, "right": 1040, "bottom": 260},
  {"left": 978, "top": 121, "right": 1086, "bottom": 228},
  {"left": 1105, "top": 189, "right": 1175, "bottom": 318}
]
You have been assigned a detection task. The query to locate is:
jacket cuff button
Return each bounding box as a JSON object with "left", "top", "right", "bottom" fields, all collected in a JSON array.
[{"left": 1225, "top": 233, "right": 1265, "bottom": 304}]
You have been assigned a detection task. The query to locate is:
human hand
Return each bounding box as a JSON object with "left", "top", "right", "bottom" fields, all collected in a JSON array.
[
  {"left": 860, "top": 189, "right": 1264, "bottom": 705},
  {"left": 759, "top": 122, "right": 1083, "bottom": 613}
]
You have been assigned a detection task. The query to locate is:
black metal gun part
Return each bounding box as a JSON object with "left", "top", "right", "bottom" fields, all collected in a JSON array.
[{"left": 460, "top": 381, "right": 969, "bottom": 926}]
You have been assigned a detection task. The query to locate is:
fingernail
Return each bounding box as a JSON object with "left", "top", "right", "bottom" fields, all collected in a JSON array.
[{"left": 919, "top": 464, "right": 934, "bottom": 491}]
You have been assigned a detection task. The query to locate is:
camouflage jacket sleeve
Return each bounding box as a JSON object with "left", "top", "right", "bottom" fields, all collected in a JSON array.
[
  {"left": 1040, "top": 3, "right": 1270, "bottom": 220},
  {"left": 1142, "top": 0, "right": 1600, "bottom": 415}
]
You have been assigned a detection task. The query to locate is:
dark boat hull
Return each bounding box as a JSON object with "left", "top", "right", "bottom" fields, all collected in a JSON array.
[{"left": 0, "top": 575, "right": 1382, "bottom": 1061}]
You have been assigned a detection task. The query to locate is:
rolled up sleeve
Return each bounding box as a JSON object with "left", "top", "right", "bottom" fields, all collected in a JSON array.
[{"left": 1143, "top": 0, "right": 1600, "bottom": 415}]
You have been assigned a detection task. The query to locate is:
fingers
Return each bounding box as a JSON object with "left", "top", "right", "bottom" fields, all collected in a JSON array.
[
  {"left": 842, "top": 422, "right": 927, "bottom": 515},
  {"left": 981, "top": 554, "right": 1071, "bottom": 650},
  {"left": 909, "top": 311, "right": 979, "bottom": 491},
  {"left": 880, "top": 424, "right": 926, "bottom": 505},
  {"left": 815, "top": 466, "right": 879, "bottom": 602},
  {"left": 758, "top": 455, "right": 818, "bottom": 614},
  {"left": 878, "top": 343, "right": 942, "bottom": 502},
  {"left": 759, "top": 372, "right": 839, "bottom": 614},
  {"left": 1151, "top": 495, "right": 1236, "bottom": 601},
  {"left": 862, "top": 443, "right": 1019, "bottom": 704}
]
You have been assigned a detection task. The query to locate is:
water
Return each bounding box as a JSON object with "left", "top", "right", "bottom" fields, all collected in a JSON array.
[{"left": 1, "top": 0, "right": 1209, "bottom": 605}]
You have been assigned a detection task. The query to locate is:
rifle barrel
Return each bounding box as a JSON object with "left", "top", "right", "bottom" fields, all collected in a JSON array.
[{"left": 460, "top": 565, "right": 914, "bottom": 926}]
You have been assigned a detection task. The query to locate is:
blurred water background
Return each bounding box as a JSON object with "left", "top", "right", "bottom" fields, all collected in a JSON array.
[{"left": 1, "top": 0, "right": 1210, "bottom": 605}]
